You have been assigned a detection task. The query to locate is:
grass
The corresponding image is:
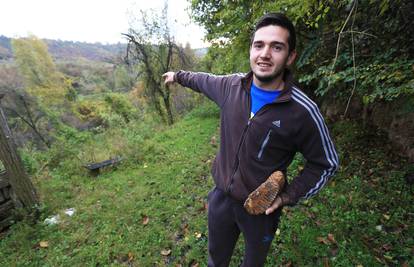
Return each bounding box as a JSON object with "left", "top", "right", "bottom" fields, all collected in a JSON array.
[{"left": 0, "top": 103, "right": 413, "bottom": 266}]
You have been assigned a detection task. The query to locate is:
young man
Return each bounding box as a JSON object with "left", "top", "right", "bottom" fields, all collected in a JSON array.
[{"left": 163, "top": 13, "right": 339, "bottom": 267}]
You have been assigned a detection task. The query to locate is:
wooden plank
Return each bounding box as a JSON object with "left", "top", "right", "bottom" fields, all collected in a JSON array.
[
  {"left": 0, "top": 103, "right": 38, "bottom": 207},
  {"left": 84, "top": 156, "right": 122, "bottom": 170},
  {"left": 0, "top": 200, "right": 14, "bottom": 219}
]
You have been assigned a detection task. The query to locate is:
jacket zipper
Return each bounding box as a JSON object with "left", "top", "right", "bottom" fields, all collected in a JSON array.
[
  {"left": 225, "top": 90, "right": 287, "bottom": 194},
  {"left": 258, "top": 129, "right": 272, "bottom": 159},
  {"left": 226, "top": 119, "right": 251, "bottom": 193},
  {"left": 226, "top": 88, "right": 253, "bottom": 193}
]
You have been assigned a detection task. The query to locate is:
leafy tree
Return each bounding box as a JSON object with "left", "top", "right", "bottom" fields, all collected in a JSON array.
[
  {"left": 190, "top": 0, "right": 414, "bottom": 117},
  {"left": 190, "top": 0, "right": 323, "bottom": 73},
  {"left": 11, "top": 36, "right": 71, "bottom": 106},
  {"left": 11, "top": 36, "right": 78, "bottom": 147}
]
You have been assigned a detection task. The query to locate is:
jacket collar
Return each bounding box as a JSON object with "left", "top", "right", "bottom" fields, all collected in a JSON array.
[{"left": 241, "top": 69, "right": 294, "bottom": 103}]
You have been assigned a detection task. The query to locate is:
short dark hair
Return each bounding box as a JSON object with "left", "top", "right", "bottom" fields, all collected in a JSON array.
[{"left": 251, "top": 13, "right": 296, "bottom": 53}]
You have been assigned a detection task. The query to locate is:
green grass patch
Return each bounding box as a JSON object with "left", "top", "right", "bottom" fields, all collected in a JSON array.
[{"left": 0, "top": 105, "right": 413, "bottom": 267}]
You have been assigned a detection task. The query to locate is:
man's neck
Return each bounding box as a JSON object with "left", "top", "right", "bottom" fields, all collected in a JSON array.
[{"left": 253, "top": 75, "right": 285, "bottom": 92}]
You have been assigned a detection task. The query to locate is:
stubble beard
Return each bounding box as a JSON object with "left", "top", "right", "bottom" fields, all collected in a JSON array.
[{"left": 254, "top": 67, "right": 284, "bottom": 84}]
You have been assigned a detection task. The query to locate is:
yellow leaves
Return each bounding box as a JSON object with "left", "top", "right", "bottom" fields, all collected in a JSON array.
[
  {"left": 160, "top": 249, "right": 171, "bottom": 256},
  {"left": 128, "top": 252, "right": 134, "bottom": 261},
  {"left": 195, "top": 232, "right": 202, "bottom": 239},
  {"left": 12, "top": 35, "right": 68, "bottom": 108},
  {"left": 74, "top": 99, "right": 108, "bottom": 121},
  {"left": 39, "top": 241, "right": 49, "bottom": 248},
  {"left": 276, "top": 228, "right": 281, "bottom": 236},
  {"left": 383, "top": 255, "right": 393, "bottom": 261}
]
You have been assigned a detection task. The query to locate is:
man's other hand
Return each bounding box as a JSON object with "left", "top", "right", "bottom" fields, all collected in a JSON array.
[
  {"left": 265, "top": 196, "right": 283, "bottom": 215},
  {"left": 162, "top": 72, "right": 175, "bottom": 85}
]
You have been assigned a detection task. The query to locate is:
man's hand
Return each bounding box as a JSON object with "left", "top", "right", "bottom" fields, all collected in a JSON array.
[
  {"left": 162, "top": 72, "right": 175, "bottom": 85},
  {"left": 265, "top": 196, "right": 282, "bottom": 215}
]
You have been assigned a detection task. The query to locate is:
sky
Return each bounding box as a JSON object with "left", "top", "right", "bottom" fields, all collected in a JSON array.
[{"left": 0, "top": 0, "right": 208, "bottom": 48}]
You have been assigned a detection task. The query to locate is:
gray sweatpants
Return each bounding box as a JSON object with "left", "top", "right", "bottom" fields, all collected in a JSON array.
[{"left": 207, "top": 187, "right": 282, "bottom": 267}]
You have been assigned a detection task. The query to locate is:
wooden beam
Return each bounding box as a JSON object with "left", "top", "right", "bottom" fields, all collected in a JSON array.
[{"left": 0, "top": 99, "right": 38, "bottom": 208}]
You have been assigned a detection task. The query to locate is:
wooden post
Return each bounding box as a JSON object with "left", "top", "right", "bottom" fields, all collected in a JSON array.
[{"left": 0, "top": 94, "right": 38, "bottom": 208}]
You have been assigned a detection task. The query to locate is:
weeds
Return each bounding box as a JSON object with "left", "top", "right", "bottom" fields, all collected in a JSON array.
[{"left": 0, "top": 104, "right": 412, "bottom": 266}]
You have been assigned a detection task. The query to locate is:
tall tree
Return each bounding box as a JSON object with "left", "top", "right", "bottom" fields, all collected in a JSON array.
[
  {"left": 11, "top": 36, "right": 68, "bottom": 106},
  {"left": 190, "top": 0, "right": 414, "bottom": 116},
  {"left": 11, "top": 36, "right": 78, "bottom": 147},
  {"left": 123, "top": 2, "right": 189, "bottom": 125}
]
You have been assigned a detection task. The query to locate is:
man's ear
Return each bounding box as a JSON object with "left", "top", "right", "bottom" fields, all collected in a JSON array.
[{"left": 287, "top": 50, "right": 297, "bottom": 66}]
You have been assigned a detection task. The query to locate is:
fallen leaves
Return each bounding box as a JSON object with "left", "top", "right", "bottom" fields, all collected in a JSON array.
[
  {"left": 210, "top": 136, "right": 217, "bottom": 147},
  {"left": 327, "top": 233, "right": 337, "bottom": 244},
  {"left": 39, "top": 241, "right": 49, "bottom": 248},
  {"left": 160, "top": 249, "right": 171, "bottom": 256},
  {"left": 317, "top": 233, "right": 339, "bottom": 258},
  {"left": 317, "top": 236, "right": 330, "bottom": 245},
  {"left": 189, "top": 260, "right": 199, "bottom": 267},
  {"left": 195, "top": 232, "right": 202, "bottom": 239},
  {"left": 142, "top": 215, "right": 149, "bottom": 225},
  {"left": 197, "top": 201, "right": 208, "bottom": 212},
  {"left": 316, "top": 233, "right": 337, "bottom": 245}
]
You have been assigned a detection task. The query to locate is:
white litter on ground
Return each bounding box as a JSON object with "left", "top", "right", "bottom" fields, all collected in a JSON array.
[
  {"left": 44, "top": 215, "right": 60, "bottom": 225},
  {"left": 44, "top": 208, "right": 76, "bottom": 225},
  {"left": 64, "top": 208, "right": 76, "bottom": 216}
]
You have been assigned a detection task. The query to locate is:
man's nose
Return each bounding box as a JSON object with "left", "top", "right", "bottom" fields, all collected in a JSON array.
[{"left": 260, "top": 45, "right": 271, "bottom": 58}]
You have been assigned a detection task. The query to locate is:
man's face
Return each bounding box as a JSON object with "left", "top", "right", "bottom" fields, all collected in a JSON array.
[{"left": 250, "top": 25, "right": 296, "bottom": 86}]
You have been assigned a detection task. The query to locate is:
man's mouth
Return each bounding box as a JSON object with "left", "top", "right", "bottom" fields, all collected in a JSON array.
[{"left": 257, "top": 62, "right": 272, "bottom": 67}]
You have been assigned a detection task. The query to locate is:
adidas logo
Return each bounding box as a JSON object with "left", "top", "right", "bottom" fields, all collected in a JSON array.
[{"left": 272, "top": 120, "right": 281, "bottom": 127}]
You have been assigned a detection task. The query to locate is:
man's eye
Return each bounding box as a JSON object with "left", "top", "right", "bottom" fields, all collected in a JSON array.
[
  {"left": 273, "top": 46, "right": 282, "bottom": 51},
  {"left": 254, "top": 44, "right": 263, "bottom": 49}
]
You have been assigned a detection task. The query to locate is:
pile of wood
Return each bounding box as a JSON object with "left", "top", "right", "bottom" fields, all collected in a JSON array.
[{"left": 0, "top": 171, "right": 14, "bottom": 231}]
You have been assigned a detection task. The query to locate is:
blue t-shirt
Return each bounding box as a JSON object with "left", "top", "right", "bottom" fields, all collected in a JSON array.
[{"left": 250, "top": 83, "right": 282, "bottom": 118}]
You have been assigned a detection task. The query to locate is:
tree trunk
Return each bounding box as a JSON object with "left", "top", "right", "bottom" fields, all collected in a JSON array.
[
  {"left": 163, "top": 85, "right": 174, "bottom": 125},
  {"left": 0, "top": 96, "right": 38, "bottom": 208}
]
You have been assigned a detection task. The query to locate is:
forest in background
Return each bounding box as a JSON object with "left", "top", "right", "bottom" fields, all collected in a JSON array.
[
  {"left": 0, "top": 0, "right": 413, "bottom": 266},
  {"left": 0, "top": 0, "right": 413, "bottom": 159}
]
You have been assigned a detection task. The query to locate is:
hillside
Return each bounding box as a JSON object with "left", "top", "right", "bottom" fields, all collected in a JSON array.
[
  {"left": 0, "top": 35, "right": 126, "bottom": 62},
  {"left": 0, "top": 35, "right": 207, "bottom": 63},
  {"left": 0, "top": 102, "right": 412, "bottom": 266}
]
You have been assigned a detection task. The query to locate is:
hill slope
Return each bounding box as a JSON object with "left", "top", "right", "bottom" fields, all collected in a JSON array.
[
  {"left": 0, "top": 103, "right": 412, "bottom": 266},
  {"left": 0, "top": 35, "right": 126, "bottom": 62}
]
